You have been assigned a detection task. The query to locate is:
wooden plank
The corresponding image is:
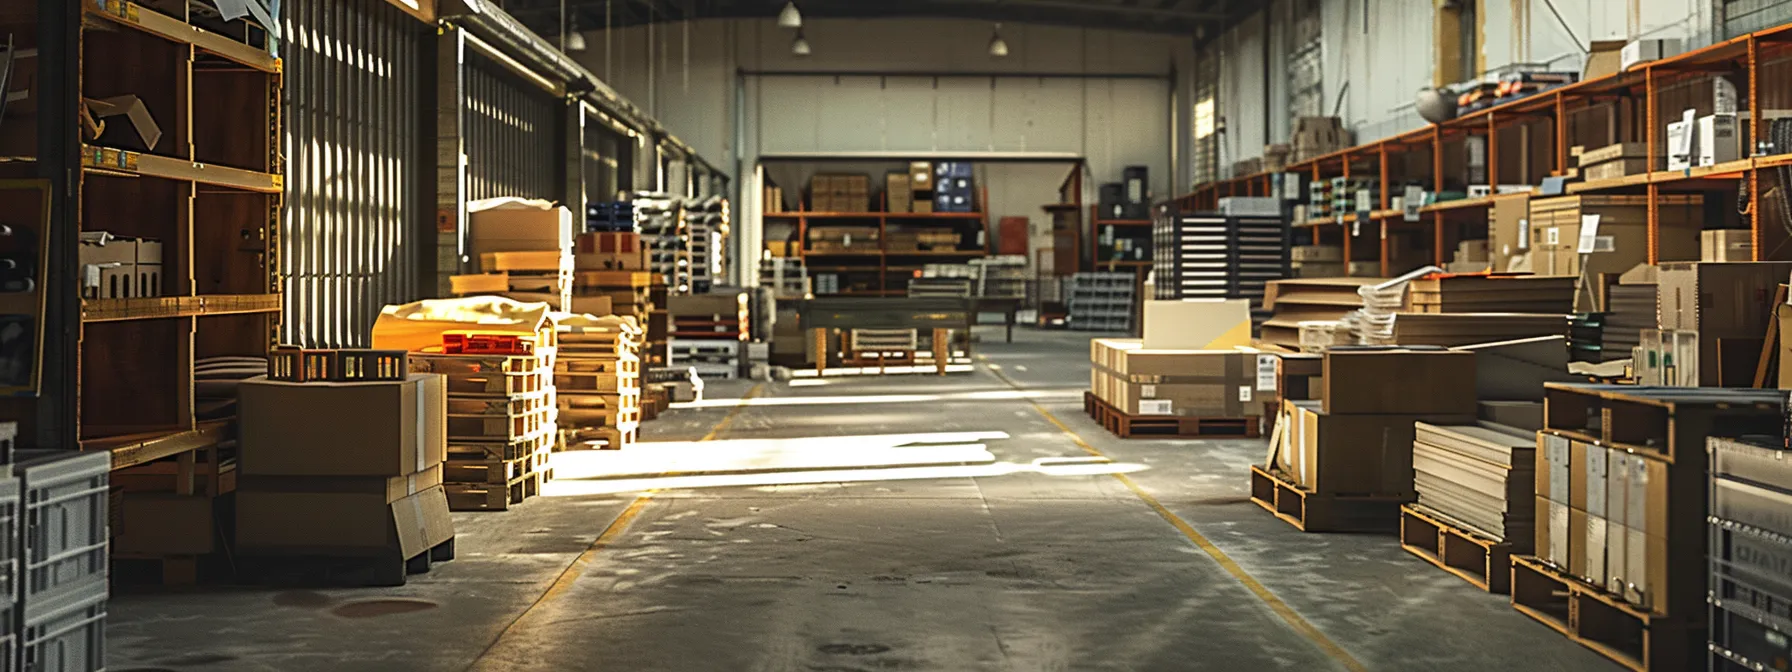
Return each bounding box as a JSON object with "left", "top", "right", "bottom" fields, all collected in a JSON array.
[
  {"left": 83, "top": 293, "right": 281, "bottom": 322},
  {"left": 83, "top": 145, "right": 282, "bottom": 193},
  {"left": 84, "top": 422, "right": 229, "bottom": 471}
]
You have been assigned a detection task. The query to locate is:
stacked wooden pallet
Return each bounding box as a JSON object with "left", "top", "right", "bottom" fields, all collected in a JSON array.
[
  {"left": 1399, "top": 421, "right": 1536, "bottom": 593},
  {"left": 667, "top": 293, "right": 748, "bottom": 380},
  {"left": 462, "top": 199, "right": 576, "bottom": 309},
  {"left": 555, "top": 316, "right": 644, "bottom": 450},
  {"left": 409, "top": 347, "right": 555, "bottom": 511}
]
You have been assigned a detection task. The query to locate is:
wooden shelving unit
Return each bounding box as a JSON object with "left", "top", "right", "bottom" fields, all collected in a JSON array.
[
  {"left": 0, "top": 1, "right": 282, "bottom": 457},
  {"left": 763, "top": 211, "right": 992, "bottom": 296},
  {"left": 1177, "top": 21, "right": 1792, "bottom": 269}
]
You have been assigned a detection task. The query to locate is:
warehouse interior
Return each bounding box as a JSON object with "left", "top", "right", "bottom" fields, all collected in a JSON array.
[{"left": 3, "top": 0, "right": 1792, "bottom": 670}]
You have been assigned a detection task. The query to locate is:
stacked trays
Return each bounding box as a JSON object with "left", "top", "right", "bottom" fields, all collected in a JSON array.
[
  {"left": 409, "top": 353, "right": 556, "bottom": 511},
  {"left": 685, "top": 197, "right": 728, "bottom": 295},
  {"left": 13, "top": 450, "right": 110, "bottom": 672},
  {"left": 1151, "top": 209, "right": 1291, "bottom": 325},
  {"left": 1067, "top": 272, "right": 1135, "bottom": 332},
  {"left": 632, "top": 193, "right": 693, "bottom": 293},
  {"left": 1707, "top": 437, "right": 1792, "bottom": 672}
]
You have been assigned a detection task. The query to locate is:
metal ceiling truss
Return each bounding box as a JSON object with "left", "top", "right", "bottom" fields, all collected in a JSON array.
[{"left": 499, "top": 0, "right": 1238, "bottom": 36}]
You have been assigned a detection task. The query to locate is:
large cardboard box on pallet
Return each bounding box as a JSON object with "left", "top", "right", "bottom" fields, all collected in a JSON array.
[
  {"left": 236, "top": 469, "right": 452, "bottom": 558},
  {"left": 1089, "top": 338, "right": 1259, "bottom": 418},
  {"left": 113, "top": 492, "right": 215, "bottom": 556},
  {"left": 238, "top": 374, "right": 447, "bottom": 477}
]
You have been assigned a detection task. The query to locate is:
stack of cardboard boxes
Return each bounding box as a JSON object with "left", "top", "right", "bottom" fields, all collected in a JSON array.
[
  {"left": 933, "top": 162, "right": 975, "bottom": 213},
  {"left": 1292, "top": 117, "right": 1350, "bottom": 162},
  {"left": 810, "top": 174, "right": 871, "bottom": 212},
  {"left": 1274, "top": 348, "right": 1478, "bottom": 502},
  {"left": 236, "top": 371, "right": 456, "bottom": 585},
  {"left": 1650, "top": 261, "right": 1792, "bottom": 386},
  {"left": 454, "top": 199, "right": 576, "bottom": 311},
  {"left": 1086, "top": 300, "right": 1261, "bottom": 423}
]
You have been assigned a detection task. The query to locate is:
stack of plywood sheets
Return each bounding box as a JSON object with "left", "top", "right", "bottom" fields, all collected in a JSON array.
[
  {"left": 1413, "top": 422, "right": 1536, "bottom": 545},
  {"left": 1407, "top": 275, "right": 1575, "bottom": 314}
]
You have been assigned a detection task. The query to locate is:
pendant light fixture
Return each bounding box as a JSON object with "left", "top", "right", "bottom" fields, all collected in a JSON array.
[
  {"left": 988, "top": 23, "right": 1009, "bottom": 58},
  {"left": 791, "top": 28, "right": 812, "bottom": 56},
  {"left": 566, "top": 17, "right": 587, "bottom": 52},
  {"left": 777, "top": 1, "right": 803, "bottom": 29}
]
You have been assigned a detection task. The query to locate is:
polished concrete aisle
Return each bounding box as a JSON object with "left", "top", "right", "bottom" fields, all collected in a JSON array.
[{"left": 109, "top": 328, "right": 1617, "bottom": 671}]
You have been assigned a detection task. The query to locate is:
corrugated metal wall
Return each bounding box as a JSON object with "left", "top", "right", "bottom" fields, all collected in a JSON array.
[
  {"left": 465, "top": 55, "right": 562, "bottom": 201},
  {"left": 583, "top": 119, "right": 627, "bottom": 202},
  {"left": 1727, "top": 0, "right": 1792, "bottom": 36},
  {"left": 283, "top": 0, "right": 428, "bottom": 347}
]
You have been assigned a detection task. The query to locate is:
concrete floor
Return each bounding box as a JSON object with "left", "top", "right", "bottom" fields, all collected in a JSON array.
[{"left": 109, "top": 328, "right": 1618, "bottom": 671}]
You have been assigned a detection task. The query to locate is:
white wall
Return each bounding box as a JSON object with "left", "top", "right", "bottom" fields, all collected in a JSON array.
[{"left": 1211, "top": 0, "right": 1719, "bottom": 172}]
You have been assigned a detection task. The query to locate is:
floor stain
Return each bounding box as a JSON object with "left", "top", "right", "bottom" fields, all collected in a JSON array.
[
  {"left": 330, "top": 598, "right": 440, "bottom": 618},
  {"left": 271, "top": 591, "right": 334, "bottom": 608},
  {"left": 152, "top": 653, "right": 238, "bottom": 666},
  {"left": 817, "top": 644, "right": 891, "bottom": 655}
]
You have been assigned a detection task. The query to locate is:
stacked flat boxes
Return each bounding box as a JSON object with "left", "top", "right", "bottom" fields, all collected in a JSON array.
[
  {"left": 971, "top": 256, "right": 1027, "bottom": 299},
  {"left": 1517, "top": 384, "right": 1785, "bottom": 671},
  {"left": 409, "top": 350, "right": 556, "bottom": 511},
  {"left": 1707, "top": 437, "right": 1792, "bottom": 671},
  {"left": 667, "top": 293, "right": 748, "bottom": 380},
  {"left": 759, "top": 257, "right": 810, "bottom": 300},
  {"left": 1151, "top": 209, "right": 1291, "bottom": 325},
  {"left": 555, "top": 320, "right": 643, "bottom": 451},
  {"left": 685, "top": 197, "right": 728, "bottom": 294},
  {"left": 1068, "top": 272, "right": 1135, "bottom": 332}
]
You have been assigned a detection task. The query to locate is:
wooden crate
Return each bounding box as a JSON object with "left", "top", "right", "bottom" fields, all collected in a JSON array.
[{"left": 1510, "top": 555, "right": 1699, "bottom": 671}]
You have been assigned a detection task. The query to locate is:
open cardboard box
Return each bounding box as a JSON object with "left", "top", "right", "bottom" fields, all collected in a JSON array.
[{"left": 83, "top": 95, "right": 162, "bottom": 151}]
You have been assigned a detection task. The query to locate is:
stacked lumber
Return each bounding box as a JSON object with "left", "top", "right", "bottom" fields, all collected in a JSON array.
[
  {"left": 1390, "top": 313, "right": 1568, "bottom": 347},
  {"left": 555, "top": 315, "right": 644, "bottom": 450},
  {"left": 1259, "top": 278, "right": 1379, "bottom": 347},
  {"left": 1601, "top": 283, "right": 1656, "bottom": 362},
  {"left": 1407, "top": 274, "right": 1574, "bottom": 314},
  {"left": 1412, "top": 422, "right": 1536, "bottom": 544}
]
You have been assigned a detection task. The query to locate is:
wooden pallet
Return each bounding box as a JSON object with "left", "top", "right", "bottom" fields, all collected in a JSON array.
[
  {"left": 443, "top": 452, "right": 545, "bottom": 486},
  {"left": 560, "top": 423, "right": 640, "bottom": 451},
  {"left": 445, "top": 474, "right": 542, "bottom": 512},
  {"left": 1247, "top": 465, "right": 1406, "bottom": 533},
  {"left": 1400, "top": 503, "right": 1515, "bottom": 593},
  {"left": 1540, "top": 383, "right": 1783, "bottom": 464},
  {"left": 447, "top": 406, "right": 552, "bottom": 442},
  {"left": 1084, "top": 392, "right": 1261, "bottom": 439},
  {"left": 1510, "top": 555, "right": 1700, "bottom": 671}
]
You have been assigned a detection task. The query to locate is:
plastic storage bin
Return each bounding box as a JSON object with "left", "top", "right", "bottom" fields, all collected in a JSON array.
[
  {"left": 14, "top": 451, "right": 108, "bottom": 623},
  {"left": 19, "top": 587, "right": 103, "bottom": 672}
]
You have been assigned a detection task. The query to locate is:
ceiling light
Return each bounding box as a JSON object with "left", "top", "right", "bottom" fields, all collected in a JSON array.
[
  {"left": 778, "top": 1, "right": 803, "bottom": 29},
  {"left": 791, "top": 29, "right": 811, "bottom": 56},
  {"left": 566, "top": 29, "right": 586, "bottom": 52},
  {"left": 988, "top": 23, "right": 1008, "bottom": 58}
]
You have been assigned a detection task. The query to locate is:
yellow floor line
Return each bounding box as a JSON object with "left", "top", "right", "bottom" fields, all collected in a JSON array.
[
  {"left": 467, "top": 383, "right": 765, "bottom": 670},
  {"left": 985, "top": 362, "right": 1367, "bottom": 672}
]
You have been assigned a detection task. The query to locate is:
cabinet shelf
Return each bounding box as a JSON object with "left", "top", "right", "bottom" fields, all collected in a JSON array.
[
  {"left": 84, "top": 0, "right": 281, "bottom": 74},
  {"left": 82, "top": 145, "right": 282, "bottom": 193},
  {"left": 82, "top": 293, "right": 282, "bottom": 323}
]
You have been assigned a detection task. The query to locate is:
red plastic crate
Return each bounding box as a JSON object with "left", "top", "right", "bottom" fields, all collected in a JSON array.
[{"left": 442, "top": 332, "right": 535, "bottom": 356}]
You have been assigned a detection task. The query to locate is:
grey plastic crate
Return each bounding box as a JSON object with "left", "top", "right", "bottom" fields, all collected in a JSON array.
[
  {"left": 13, "top": 451, "right": 108, "bottom": 622},
  {"left": 18, "top": 586, "right": 103, "bottom": 672}
]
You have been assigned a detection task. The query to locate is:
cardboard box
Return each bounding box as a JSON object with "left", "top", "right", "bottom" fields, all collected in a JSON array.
[
  {"left": 566, "top": 295, "right": 613, "bottom": 316},
  {"left": 1569, "top": 438, "right": 1591, "bottom": 511},
  {"left": 1701, "top": 230, "right": 1753, "bottom": 262},
  {"left": 237, "top": 482, "right": 453, "bottom": 559},
  {"left": 574, "top": 250, "right": 647, "bottom": 271},
  {"left": 84, "top": 95, "right": 163, "bottom": 151},
  {"left": 1621, "top": 38, "right": 1682, "bottom": 71},
  {"left": 1656, "top": 262, "right": 1792, "bottom": 336},
  {"left": 1697, "top": 114, "right": 1739, "bottom": 166},
  {"left": 1320, "top": 348, "right": 1477, "bottom": 415},
  {"left": 468, "top": 198, "right": 574, "bottom": 255},
  {"left": 1455, "top": 240, "right": 1489, "bottom": 263},
  {"left": 1666, "top": 119, "right": 1694, "bottom": 171},
  {"left": 1584, "top": 515, "right": 1608, "bottom": 585},
  {"left": 1097, "top": 350, "right": 1257, "bottom": 417},
  {"left": 1568, "top": 506, "right": 1589, "bottom": 579},
  {"left": 1585, "top": 445, "right": 1610, "bottom": 517},
  {"left": 912, "top": 201, "right": 934, "bottom": 214},
  {"left": 886, "top": 173, "right": 912, "bottom": 213},
  {"left": 1490, "top": 193, "right": 1530, "bottom": 267},
  {"left": 1583, "top": 40, "right": 1626, "bottom": 80},
  {"left": 113, "top": 492, "right": 215, "bottom": 556},
  {"left": 909, "top": 162, "right": 934, "bottom": 190},
  {"left": 1142, "top": 299, "right": 1252, "bottom": 350},
  {"left": 1285, "top": 399, "right": 1470, "bottom": 496},
  {"left": 238, "top": 374, "right": 447, "bottom": 477},
  {"left": 1537, "top": 431, "right": 1571, "bottom": 504},
  {"left": 1537, "top": 497, "right": 1572, "bottom": 569}
]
